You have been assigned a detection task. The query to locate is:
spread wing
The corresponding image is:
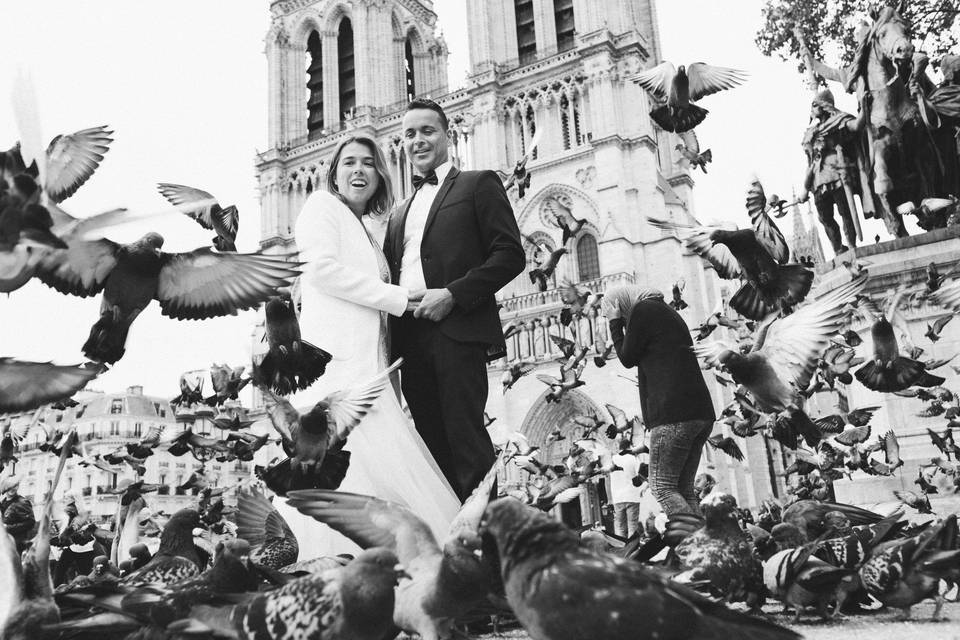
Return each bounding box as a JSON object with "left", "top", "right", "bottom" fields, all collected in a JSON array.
[
  {"left": 285, "top": 490, "right": 440, "bottom": 566},
  {"left": 448, "top": 455, "right": 503, "bottom": 538},
  {"left": 930, "top": 278, "right": 960, "bottom": 312},
  {"left": 550, "top": 334, "right": 576, "bottom": 354},
  {"left": 678, "top": 129, "right": 700, "bottom": 154},
  {"left": 746, "top": 179, "right": 789, "bottom": 264},
  {"left": 44, "top": 125, "right": 114, "bottom": 203},
  {"left": 137, "top": 425, "right": 165, "bottom": 447},
  {"left": 646, "top": 217, "right": 742, "bottom": 279},
  {"left": 156, "top": 183, "right": 220, "bottom": 230},
  {"left": 323, "top": 360, "right": 401, "bottom": 447},
  {"left": 261, "top": 389, "right": 300, "bottom": 446},
  {"left": 628, "top": 61, "right": 676, "bottom": 101},
  {"left": 686, "top": 62, "right": 748, "bottom": 101},
  {"left": 35, "top": 238, "right": 120, "bottom": 297},
  {"left": 156, "top": 249, "right": 301, "bottom": 320},
  {"left": 536, "top": 374, "right": 562, "bottom": 386},
  {"left": 0, "top": 359, "right": 98, "bottom": 413},
  {"left": 759, "top": 276, "right": 866, "bottom": 392}
]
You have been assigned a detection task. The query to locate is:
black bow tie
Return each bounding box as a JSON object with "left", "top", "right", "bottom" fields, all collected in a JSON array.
[{"left": 412, "top": 170, "right": 438, "bottom": 190}]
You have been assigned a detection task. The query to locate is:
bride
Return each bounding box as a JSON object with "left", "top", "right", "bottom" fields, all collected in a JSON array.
[{"left": 275, "top": 135, "right": 460, "bottom": 558}]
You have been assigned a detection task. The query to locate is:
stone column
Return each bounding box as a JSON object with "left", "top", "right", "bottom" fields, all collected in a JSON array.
[
  {"left": 534, "top": 0, "right": 558, "bottom": 53},
  {"left": 266, "top": 28, "right": 285, "bottom": 148},
  {"left": 321, "top": 31, "right": 339, "bottom": 129}
]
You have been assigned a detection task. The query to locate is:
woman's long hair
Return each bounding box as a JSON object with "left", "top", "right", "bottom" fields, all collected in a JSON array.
[{"left": 326, "top": 135, "right": 395, "bottom": 218}]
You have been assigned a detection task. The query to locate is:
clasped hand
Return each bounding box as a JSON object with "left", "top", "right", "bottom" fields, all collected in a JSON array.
[{"left": 406, "top": 288, "right": 455, "bottom": 321}]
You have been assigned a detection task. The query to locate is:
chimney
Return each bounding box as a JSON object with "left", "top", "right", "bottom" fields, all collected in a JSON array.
[{"left": 126, "top": 385, "right": 143, "bottom": 396}]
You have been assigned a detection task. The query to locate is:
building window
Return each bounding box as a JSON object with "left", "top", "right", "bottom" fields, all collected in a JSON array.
[
  {"left": 576, "top": 233, "right": 600, "bottom": 281},
  {"left": 560, "top": 95, "right": 571, "bottom": 150},
  {"left": 404, "top": 38, "right": 416, "bottom": 102},
  {"left": 525, "top": 104, "right": 537, "bottom": 160},
  {"left": 554, "top": 0, "right": 575, "bottom": 52},
  {"left": 338, "top": 19, "right": 356, "bottom": 120},
  {"left": 306, "top": 30, "right": 324, "bottom": 139},
  {"left": 110, "top": 399, "right": 123, "bottom": 415},
  {"left": 134, "top": 422, "right": 142, "bottom": 437},
  {"left": 109, "top": 421, "right": 119, "bottom": 436},
  {"left": 515, "top": 0, "right": 536, "bottom": 65},
  {"left": 76, "top": 404, "right": 86, "bottom": 418}
]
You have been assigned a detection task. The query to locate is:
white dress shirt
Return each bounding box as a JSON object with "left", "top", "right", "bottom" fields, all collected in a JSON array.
[
  {"left": 399, "top": 160, "right": 454, "bottom": 292},
  {"left": 609, "top": 453, "right": 643, "bottom": 503}
]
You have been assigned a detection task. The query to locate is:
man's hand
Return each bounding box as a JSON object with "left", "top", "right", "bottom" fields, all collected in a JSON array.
[
  {"left": 406, "top": 289, "right": 425, "bottom": 313},
  {"left": 414, "top": 288, "right": 455, "bottom": 321}
]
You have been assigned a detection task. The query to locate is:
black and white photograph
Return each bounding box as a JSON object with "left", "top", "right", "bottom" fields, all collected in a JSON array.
[{"left": 1, "top": 1, "right": 960, "bottom": 639}]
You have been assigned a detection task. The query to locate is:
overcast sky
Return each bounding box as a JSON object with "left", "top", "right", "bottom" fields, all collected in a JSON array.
[{"left": 0, "top": 1, "right": 913, "bottom": 397}]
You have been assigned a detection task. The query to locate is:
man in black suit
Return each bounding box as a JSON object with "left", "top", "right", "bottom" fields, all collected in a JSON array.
[{"left": 385, "top": 98, "right": 525, "bottom": 501}]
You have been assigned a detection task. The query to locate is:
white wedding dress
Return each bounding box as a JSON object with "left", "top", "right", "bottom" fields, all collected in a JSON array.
[{"left": 276, "top": 190, "right": 459, "bottom": 559}]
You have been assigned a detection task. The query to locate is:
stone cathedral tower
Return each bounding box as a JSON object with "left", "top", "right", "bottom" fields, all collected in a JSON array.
[{"left": 255, "top": 0, "right": 779, "bottom": 515}]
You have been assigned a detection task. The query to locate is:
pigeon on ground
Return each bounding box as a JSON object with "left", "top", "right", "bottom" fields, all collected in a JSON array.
[
  {"left": 859, "top": 515, "right": 960, "bottom": 620},
  {"left": 763, "top": 536, "right": 855, "bottom": 622},
  {"left": 782, "top": 500, "right": 885, "bottom": 541},
  {"left": 192, "top": 547, "right": 406, "bottom": 640},
  {"left": 480, "top": 498, "right": 799, "bottom": 640},
  {"left": 121, "top": 508, "right": 206, "bottom": 586},
  {"left": 674, "top": 492, "right": 765, "bottom": 610},
  {"left": 287, "top": 460, "right": 501, "bottom": 640},
  {"left": 629, "top": 61, "right": 748, "bottom": 132},
  {"left": 236, "top": 486, "right": 299, "bottom": 570}
]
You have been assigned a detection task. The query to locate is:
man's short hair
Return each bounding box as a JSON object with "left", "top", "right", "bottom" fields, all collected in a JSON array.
[{"left": 406, "top": 97, "right": 449, "bottom": 131}]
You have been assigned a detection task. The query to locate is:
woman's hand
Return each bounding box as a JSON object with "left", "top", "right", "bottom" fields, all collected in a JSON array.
[{"left": 406, "top": 289, "right": 425, "bottom": 312}]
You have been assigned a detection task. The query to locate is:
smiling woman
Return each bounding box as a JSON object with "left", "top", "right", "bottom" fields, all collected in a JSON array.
[{"left": 327, "top": 136, "right": 395, "bottom": 219}]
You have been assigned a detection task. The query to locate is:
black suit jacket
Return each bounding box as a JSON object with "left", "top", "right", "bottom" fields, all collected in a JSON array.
[{"left": 385, "top": 167, "right": 525, "bottom": 359}]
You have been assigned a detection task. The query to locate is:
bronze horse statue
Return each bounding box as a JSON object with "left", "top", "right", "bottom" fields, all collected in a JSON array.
[{"left": 844, "top": 5, "right": 958, "bottom": 235}]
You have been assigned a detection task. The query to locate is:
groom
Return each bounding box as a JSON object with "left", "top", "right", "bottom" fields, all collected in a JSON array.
[{"left": 386, "top": 98, "right": 525, "bottom": 501}]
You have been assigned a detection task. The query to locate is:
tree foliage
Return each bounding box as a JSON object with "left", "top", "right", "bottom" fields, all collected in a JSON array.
[{"left": 756, "top": 0, "right": 960, "bottom": 74}]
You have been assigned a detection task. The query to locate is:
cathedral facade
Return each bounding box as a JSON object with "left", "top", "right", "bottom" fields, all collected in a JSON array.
[{"left": 255, "top": 0, "right": 780, "bottom": 514}]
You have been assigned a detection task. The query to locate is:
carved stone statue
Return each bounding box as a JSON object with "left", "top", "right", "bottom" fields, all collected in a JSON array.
[{"left": 799, "top": 89, "right": 870, "bottom": 254}]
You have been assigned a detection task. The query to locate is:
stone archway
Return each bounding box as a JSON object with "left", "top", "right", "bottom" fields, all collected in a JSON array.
[
  {"left": 520, "top": 387, "right": 604, "bottom": 463},
  {"left": 515, "top": 388, "right": 609, "bottom": 527}
]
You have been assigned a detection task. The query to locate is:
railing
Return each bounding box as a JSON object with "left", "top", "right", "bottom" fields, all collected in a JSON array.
[
  {"left": 499, "top": 272, "right": 635, "bottom": 315},
  {"left": 474, "top": 42, "right": 576, "bottom": 76}
]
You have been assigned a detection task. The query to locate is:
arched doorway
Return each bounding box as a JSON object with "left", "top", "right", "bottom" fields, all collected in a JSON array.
[{"left": 508, "top": 388, "right": 607, "bottom": 527}]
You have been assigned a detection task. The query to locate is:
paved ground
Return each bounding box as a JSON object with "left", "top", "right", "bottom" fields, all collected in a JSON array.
[{"left": 465, "top": 600, "right": 960, "bottom": 640}]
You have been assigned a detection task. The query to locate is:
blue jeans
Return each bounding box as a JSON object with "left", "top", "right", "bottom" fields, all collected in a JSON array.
[
  {"left": 648, "top": 419, "right": 713, "bottom": 517},
  {"left": 613, "top": 502, "right": 640, "bottom": 538}
]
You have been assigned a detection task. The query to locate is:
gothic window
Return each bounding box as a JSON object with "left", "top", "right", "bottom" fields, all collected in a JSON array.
[
  {"left": 560, "top": 95, "right": 571, "bottom": 150},
  {"left": 572, "top": 94, "right": 583, "bottom": 145},
  {"left": 404, "top": 38, "right": 416, "bottom": 101},
  {"left": 515, "top": 0, "right": 536, "bottom": 65},
  {"left": 110, "top": 399, "right": 123, "bottom": 414},
  {"left": 526, "top": 104, "right": 538, "bottom": 160},
  {"left": 306, "top": 30, "right": 324, "bottom": 139},
  {"left": 554, "top": 0, "right": 575, "bottom": 52},
  {"left": 338, "top": 19, "right": 356, "bottom": 120},
  {"left": 576, "top": 233, "right": 600, "bottom": 281}
]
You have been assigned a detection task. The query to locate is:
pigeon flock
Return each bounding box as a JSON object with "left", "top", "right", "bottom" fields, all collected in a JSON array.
[{"left": 1, "top": 53, "right": 960, "bottom": 640}]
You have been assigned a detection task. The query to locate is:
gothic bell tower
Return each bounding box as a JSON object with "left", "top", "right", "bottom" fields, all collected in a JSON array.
[{"left": 257, "top": 0, "right": 449, "bottom": 249}]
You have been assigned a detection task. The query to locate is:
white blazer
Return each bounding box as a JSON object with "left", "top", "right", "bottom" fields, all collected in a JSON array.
[{"left": 294, "top": 191, "right": 407, "bottom": 397}]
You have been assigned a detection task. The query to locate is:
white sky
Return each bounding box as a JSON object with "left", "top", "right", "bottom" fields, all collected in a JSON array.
[{"left": 0, "top": 1, "right": 918, "bottom": 397}]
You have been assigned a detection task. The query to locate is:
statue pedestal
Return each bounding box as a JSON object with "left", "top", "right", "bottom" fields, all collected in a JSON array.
[{"left": 810, "top": 227, "right": 960, "bottom": 512}]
